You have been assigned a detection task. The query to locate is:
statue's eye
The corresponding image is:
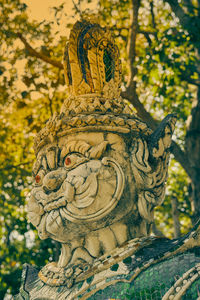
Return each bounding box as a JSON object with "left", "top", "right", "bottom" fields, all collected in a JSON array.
[
  {"left": 64, "top": 153, "right": 87, "bottom": 169},
  {"left": 64, "top": 156, "right": 71, "bottom": 166},
  {"left": 34, "top": 169, "right": 45, "bottom": 185},
  {"left": 35, "top": 175, "right": 41, "bottom": 183}
]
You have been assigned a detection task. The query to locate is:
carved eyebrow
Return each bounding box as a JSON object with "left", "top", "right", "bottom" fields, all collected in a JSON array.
[
  {"left": 87, "top": 141, "right": 109, "bottom": 159},
  {"left": 33, "top": 140, "right": 109, "bottom": 174},
  {"left": 32, "top": 158, "right": 42, "bottom": 176},
  {"left": 33, "top": 147, "right": 59, "bottom": 175},
  {"left": 41, "top": 156, "right": 48, "bottom": 171},
  {"left": 60, "top": 140, "right": 109, "bottom": 161},
  {"left": 60, "top": 140, "right": 91, "bottom": 161},
  {"left": 32, "top": 155, "right": 49, "bottom": 176},
  {"left": 45, "top": 147, "right": 58, "bottom": 170}
]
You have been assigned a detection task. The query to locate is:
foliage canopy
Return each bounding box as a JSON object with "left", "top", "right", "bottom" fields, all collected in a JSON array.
[{"left": 1, "top": 0, "right": 200, "bottom": 298}]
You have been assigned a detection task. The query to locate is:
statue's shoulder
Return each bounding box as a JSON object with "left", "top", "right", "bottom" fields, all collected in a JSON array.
[{"left": 15, "top": 220, "right": 200, "bottom": 299}]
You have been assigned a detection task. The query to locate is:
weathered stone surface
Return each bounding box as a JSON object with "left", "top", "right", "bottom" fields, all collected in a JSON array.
[
  {"left": 15, "top": 221, "right": 200, "bottom": 299},
  {"left": 15, "top": 19, "right": 200, "bottom": 299}
]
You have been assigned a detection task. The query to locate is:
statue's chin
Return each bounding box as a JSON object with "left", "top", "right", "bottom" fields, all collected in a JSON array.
[
  {"left": 37, "top": 210, "right": 65, "bottom": 241},
  {"left": 37, "top": 218, "right": 132, "bottom": 287}
]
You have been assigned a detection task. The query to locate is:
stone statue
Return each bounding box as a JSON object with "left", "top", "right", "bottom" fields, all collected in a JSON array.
[{"left": 15, "top": 20, "right": 200, "bottom": 300}]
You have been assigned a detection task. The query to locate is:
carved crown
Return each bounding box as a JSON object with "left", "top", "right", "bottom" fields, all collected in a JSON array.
[
  {"left": 63, "top": 19, "right": 121, "bottom": 96},
  {"left": 33, "top": 20, "right": 152, "bottom": 154}
]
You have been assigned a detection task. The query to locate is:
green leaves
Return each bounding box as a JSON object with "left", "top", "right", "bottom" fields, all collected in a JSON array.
[
  {"left": 0, "top": 0, "right": 199, "bottom": 298},
  {"left": 0, "top": 1, "right": 67, "bottom": 297}
]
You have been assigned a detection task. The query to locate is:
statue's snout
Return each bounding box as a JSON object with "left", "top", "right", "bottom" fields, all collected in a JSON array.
[{"left": 43, "top": 168, "right": 67, "bottom": 193}]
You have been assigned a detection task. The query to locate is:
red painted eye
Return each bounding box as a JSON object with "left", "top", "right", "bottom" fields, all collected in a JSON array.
[
  {"left": 65, "top": 157, "right": 71, "bottom": 166},
  {"left": 35, "top": 175, "right": 41, "bottom": 183}
]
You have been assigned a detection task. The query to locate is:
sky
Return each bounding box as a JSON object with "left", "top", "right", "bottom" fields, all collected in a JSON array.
[
  {"left": 13, "top": 0, "right": 98, "bottom": 92},
  {"left": 22, "top": 0, "right": 99, "bottom": 43},
  {"left": 24, "top": 0, "right": 73, "bottom": 21},
  {"left": 23, "top": 0, "right": 98, "bottom": 22}
]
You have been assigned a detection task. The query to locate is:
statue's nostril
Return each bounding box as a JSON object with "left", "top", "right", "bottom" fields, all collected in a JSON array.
[
  {"left": 42, "top": 169, "right": 67, "bottom": 193},
  {"left": 43, "top": 178, "right": 62, "bottom": 192},
  {"left": 43, "top": 186, "right": 51, "bottom": 194}
]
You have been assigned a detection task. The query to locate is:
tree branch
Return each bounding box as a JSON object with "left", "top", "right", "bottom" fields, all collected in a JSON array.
[
  {"left": 18, "top": 33, "right": 63, "bottom": 69},
  {"left": 0, "top": 162, "right": 32, "bottom": 171},
  {"left": 72, "top": 0, "right": 82, "bottom": 16},
  {"left": 121, "top": 88, "right": 193, "bottom": 179},
  {"left": 198, "top": 0, "right": 200, "bottom": 18},
  {"left": 170, "top": 141, "right": 193, "bottom": 178},
  {"left": 139, "top": 31, "right": 154, "bottom": 46},
  {"left": 124, "top": 0, "right": 193, "bottom": 178},
  {"left": 149, "top": 0, "right": 156, "bottom": 29},
  {"left": 182, "top": 0, "right": 195, "bottom": 15},
  {"left": 165, "top": 0, "right": 190, "bottom": 25},
  {"left": 112, "top": 25, "right": 157, "bottom": 36},
  {"left": 121, "top": 88, "right": 157, "bottom": 129},
  {"left": 181, "top": 76, "right": 200, "bottom": 86},
  {"left": 138, "top": 30, "right": 157, "bottom": 35},
  {"left": 127, "top": 0, "right": 141, "bottom": 87},
  {"left": 138, "top": 30, "right": 158, "bottom": 46},
  {"left": 152, "top": 222, "right": 165, "bottom": 237},
  {"left": 171, "top": 196, "right": 181, "bottom": 238},
  {"left": 164, "top": 0, "right": 198, "bottom": 38},
  {"left": 149, "top": 0, "right": 158, "bottom": 42}
]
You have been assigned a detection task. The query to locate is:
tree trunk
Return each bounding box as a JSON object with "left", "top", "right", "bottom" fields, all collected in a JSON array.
[
  {"left": 171, "top": 196, "right": 181, "bottom": 238},
  {"left": 152, "top": 222, "right": 165, "bottom": 237},
  {"left": 185, "top": 86, "right": 200, "bottom": 225},
  {"left": 165, "top": 0, "right": 200, "bottom": 225}
]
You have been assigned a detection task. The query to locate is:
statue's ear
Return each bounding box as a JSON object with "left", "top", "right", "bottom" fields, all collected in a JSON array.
[
  {"left": 130, "top": 115, "right": 176, "bottom": 222},
  {"left": 148, "top": 114, "right": 177, "bottom": 158}
]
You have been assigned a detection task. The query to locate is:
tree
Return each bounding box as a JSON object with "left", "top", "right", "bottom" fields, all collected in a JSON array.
[
  {"left": 99, "top": 0, "right": 200, "bottom": 224},
  {"left": 0, "top": 0, "right": 199, "bottom": 297}
]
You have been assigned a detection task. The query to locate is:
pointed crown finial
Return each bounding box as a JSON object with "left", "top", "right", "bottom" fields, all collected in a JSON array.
[
  {"left": 63, "top": 19, "right": 121, "bottom": 96},
  {"left": 34, "top": 20, "right": 154, "bottom": 155}
]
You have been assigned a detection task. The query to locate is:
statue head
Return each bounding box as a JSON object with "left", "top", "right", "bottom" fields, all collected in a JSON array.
[{"left": 27, "top": 19, "right": 176, "bottom": 286}]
